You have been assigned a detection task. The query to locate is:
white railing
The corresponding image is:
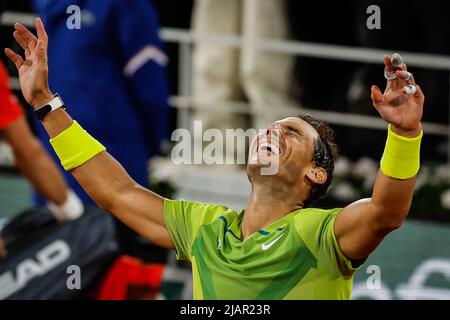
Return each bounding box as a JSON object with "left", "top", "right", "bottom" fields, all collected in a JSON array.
[
  {"left": 161, "top": 28, "right": 450, "bottom": 70},
  {"left": 2, "top": 11, "right": 450, "bottom": 159}
]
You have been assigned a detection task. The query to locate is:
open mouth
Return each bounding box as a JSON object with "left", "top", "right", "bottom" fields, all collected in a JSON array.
[{"left": 257, "top": 142, "right": 280, "bottom": 156}]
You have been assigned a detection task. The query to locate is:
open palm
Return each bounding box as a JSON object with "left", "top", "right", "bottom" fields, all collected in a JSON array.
[
  {"left": 5, "top": 18, "right": 52, "bottom": 109},
  {"left": 371, "top": 55, "right": 424, "bottom": 136}
]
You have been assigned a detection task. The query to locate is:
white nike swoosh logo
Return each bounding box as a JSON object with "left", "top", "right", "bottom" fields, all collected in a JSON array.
[{"left": 261, "top": 234, "right": 284, "bottom": 251}]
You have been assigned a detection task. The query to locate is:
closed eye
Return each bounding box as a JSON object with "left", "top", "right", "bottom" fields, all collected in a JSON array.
[{"left": 285, "top": 125, "right": 304, "bottom": 141}]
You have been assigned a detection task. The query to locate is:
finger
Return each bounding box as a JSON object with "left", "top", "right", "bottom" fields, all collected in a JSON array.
[
  {"left": 414, "top": 84, "right": 423, "bottom": 95},
  {"left": 14, "top": 23, "right": 38, "bottom": 51},
  {"left": 391, "top": 53, "right": 408, "bottom": 72},
  {"left": 35, "top": 39, "right": 47, "bottom": 63},
  {"left": 384, "top": 55, "right": 393, "bottom": 72},
  {"left": 4, "top": 48, "right": 24, "bottom": 70},
  {"left": 14, "top": 31, "right": 37, "bottom": 54},
  {"left": 28, "top": 38, "right": 37, "bottom": 52},
  {"left": 396, "top": 70, "right": 415, "bottom": 85},
  {"left": 385, "top": 53, "right": 406, "bottom": 75},
  {"left": 13, "top": 31, "right": 29, "bottom": 51},
  {"left": 403, "top": 85, "right": 417, "bottom": 95},
  {"left": 15, "top": 22, "right": 38, "bottom": 43},
  {"left": 384, "top": 55, "right": 400, "bottom": 85},
  {"left": 371, "top": 85, "right": 384, "bottom": 110},
  {"left": 384, "top": 69, "right": 397, "bottom": 80},
  {"left": 391, "top": 53, "right": 404, "bottom": 68},
  {"left": 35, "top": 18, "right": 49, "bottom": 47},
  {"left": 412, "top": 84, "right": 424, "bottom": 101}
]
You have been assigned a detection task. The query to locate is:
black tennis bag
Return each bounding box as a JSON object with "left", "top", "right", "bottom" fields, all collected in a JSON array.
[{"left": 0, "top": 206, "right": 118, "bottom": 300}]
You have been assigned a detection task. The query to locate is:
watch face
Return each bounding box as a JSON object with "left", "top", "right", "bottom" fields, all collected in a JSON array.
[{"left": 35, "top": 104, "right": 53, "bottom": 120}]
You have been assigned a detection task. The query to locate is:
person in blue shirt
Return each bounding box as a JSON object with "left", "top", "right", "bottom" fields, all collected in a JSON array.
[{"left": 32, "top": 0, "right": 170, "bottom": 254}]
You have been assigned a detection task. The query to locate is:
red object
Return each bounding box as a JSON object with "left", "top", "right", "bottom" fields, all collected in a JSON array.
[
  {"left": 96, "top": 255, "right": 165, "bottom": 300},
  {"left": 0, "top": 62, "right": 23, "bottom": 130}
]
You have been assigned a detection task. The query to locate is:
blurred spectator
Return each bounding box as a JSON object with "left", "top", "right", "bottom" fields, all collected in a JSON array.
[
  {"left": 32, "top": 0, "right": 170, "bottom": 258},
  {"left": 191, "top": 0, "right": 299, "bottom": 135},
  {"left": 0, "top": 61, "right": 83, "bottom": 221},
  {"left": 1, "top": 60, "right": 84, "bottom": 256}
]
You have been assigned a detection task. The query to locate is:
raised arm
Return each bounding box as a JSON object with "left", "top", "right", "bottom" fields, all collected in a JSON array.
[
  {"left": 335, "top": 54, "right": 424, "bottom": 260},
  {"left": 5, "top": 19, "right": 174, "bottom": 249}
]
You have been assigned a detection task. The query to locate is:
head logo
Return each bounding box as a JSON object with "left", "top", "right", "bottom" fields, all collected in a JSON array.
[{"left": 0, "top": 240, "right": 71, "bottom": 299}]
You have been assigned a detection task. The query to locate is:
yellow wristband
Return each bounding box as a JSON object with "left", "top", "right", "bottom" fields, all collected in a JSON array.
[
  {"left": 50, "top": 121, "right": 106, "bottom": 171},
  {"left": 380, "top": 124, "right": 423, "bottom": 179}
]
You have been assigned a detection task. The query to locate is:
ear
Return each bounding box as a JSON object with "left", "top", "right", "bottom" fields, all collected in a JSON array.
[{"left": 305, "top": 167, "right": 327, "bottom": 185}]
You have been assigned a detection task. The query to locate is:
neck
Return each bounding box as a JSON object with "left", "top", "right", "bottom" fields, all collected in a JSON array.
[{"left": 241, "top": 184, "right": 302, "bottom": 240}]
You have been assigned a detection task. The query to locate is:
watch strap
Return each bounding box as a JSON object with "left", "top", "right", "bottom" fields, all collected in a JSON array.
[{"left": 35, "top": 94, "right": 65, "bottom": 120}]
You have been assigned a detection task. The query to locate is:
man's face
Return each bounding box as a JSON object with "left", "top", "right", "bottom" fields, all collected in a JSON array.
[{"left": 248, "top": 117, "right": 319, "bottom": 190}]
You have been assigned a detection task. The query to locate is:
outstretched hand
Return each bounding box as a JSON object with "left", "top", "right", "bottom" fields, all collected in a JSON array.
[
  {"left": 371, "top": 54, "right": 424, "bottom": 137},
  {"left": 5, "top": 18, "right": 52, "bottom": 109}
]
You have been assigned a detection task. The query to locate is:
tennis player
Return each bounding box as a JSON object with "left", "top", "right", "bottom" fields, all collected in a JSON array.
[{"left": 5, "top": 19, "right": 424, "bottom": 299}]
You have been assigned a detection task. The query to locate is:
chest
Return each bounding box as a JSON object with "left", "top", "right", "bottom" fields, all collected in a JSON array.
[
  {"left": 192, "top": 222, "right": 317, "bottom": 278},
  {"left": 191, "top": 221, "right": 319, "bottom": 299}
]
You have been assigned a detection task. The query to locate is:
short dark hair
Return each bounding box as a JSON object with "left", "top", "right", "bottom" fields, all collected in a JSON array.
[{"left": 298, "top": 114, "right": 339, "bottom": 207}]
